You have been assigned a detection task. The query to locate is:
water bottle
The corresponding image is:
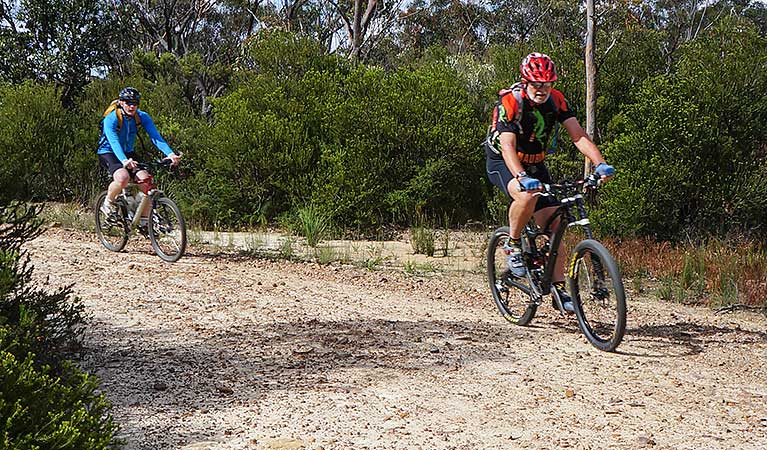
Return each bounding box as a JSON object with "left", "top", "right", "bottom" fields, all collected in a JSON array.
[
  {"left": 125, "top": 192, "right": 137, "bottom": 220},
  {"left": 135, "top": 191, "right": 146, "bottom": 216}
]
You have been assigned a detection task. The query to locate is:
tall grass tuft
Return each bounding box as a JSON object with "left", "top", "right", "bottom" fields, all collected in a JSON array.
[
  {"left": 297, "top": 205, "right": 330, "bottom": 248},
  {"left": 42, "top": 203, "right": 94, "bottom": 231},
  {"left": 411, "top": 226, "right": 436, "bottom": 256}
]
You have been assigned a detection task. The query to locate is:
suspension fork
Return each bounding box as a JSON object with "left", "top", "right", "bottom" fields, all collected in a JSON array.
[
  {"left": 574, "top": 195, "right": 593, "bottom": 239},
  {"left": 572, "top": 195, "right": 607, "bottom": 285}
]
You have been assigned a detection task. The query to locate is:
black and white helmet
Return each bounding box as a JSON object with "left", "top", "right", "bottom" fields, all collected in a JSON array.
[{"left": 118, "top": 87, "right": 141, "bottom": 102}]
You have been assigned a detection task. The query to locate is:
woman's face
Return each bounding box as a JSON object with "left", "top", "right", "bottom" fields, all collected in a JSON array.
[
  {"left": 120, "top": 99, "right": 139, "bottom": 116},
  {"left": 525, "top": 81, "right": 553, "bottom": 104}
]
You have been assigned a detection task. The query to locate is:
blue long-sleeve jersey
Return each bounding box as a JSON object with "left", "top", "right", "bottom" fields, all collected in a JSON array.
[{"left": 97, "top": 109, "right": 174, "bottom": 162}]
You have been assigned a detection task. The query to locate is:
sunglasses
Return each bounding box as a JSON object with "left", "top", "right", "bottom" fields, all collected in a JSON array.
[
  {"left": 124, "top": 101, "right": 139, "bottom": 106},
  {"left": 527, "top": 81, "right": 553, "bottom": 89}
]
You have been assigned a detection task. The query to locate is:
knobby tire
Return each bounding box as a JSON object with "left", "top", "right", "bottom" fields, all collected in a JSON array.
[
  {"left": 487, "top": 226, "right": 537, "bottom": 326},
  {"left": 148, "top": 196, "right": 187, "bottom": 262},
  {"left": 568, "top": 239, "right": 627, "bottom": 352},
  {"left": 94, "top": 191, "right": 129, "bottom": 252}
]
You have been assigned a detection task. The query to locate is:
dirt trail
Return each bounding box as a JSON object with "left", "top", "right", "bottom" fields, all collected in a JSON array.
[{"left": 27, "top": 228, "right": 767, "bottom": 450}]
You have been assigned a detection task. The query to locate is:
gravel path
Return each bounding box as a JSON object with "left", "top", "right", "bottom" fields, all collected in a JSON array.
[{"left": 27, "top": 228, "right": 767, "bottom": 450}]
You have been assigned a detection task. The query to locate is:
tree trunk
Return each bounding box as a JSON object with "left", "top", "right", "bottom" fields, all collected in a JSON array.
[{"left": 584, "top": 0, "right": 596, "bottom": 178}]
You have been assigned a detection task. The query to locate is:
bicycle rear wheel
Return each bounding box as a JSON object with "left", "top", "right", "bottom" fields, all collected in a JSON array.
[
  {"left": 568, "top": 239, "right": 626, "bottom": 352},
  {"left": 94, "top": 191, "right": 129, "bottom": 252},
  {"left": 487, "top": 226, "right": 537, "bottom": 325},
  {"left": 148, "top": 197, "right": 187, "bottom": 262}
]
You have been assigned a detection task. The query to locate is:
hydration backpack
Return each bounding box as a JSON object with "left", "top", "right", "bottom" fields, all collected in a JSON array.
[
  {"left": 99, "top": 100, "right": 141, "bottom": 140},
  {"left": 483, "top": 82, "right": 559, "bottom": 155}
]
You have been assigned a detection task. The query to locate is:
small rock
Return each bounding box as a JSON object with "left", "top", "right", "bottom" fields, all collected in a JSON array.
[
  {"left": 180, "top": 442, "right": 220, "bottom": 450},
  {"left": 215, "top": 384, "right": 234, "bottom": 395},
  {"left": 152, "top": 381, "right": 167, "bottom": 391},
  {"left": 636, "top": 434, "right": 656, "bottom": 446},
  {"left": 263, "top": 438, "right": 306, "bottom": 449},
  {"left": 565, "top": 387, "right": 575, "bottom": 398}
]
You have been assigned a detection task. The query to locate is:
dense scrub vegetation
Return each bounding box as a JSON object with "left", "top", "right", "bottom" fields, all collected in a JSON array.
[
  {"left": 1, "top": 1, "right": 766, "bottom": 308},
  {"left": 0, "top": 202, "right": 117, "bottom": 447},
  {"left": 2, "top": 6, "right": 765, "bottom": 241}
]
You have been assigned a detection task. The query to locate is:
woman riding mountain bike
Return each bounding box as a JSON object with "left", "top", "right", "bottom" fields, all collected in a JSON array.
[
  {"left": 95, "top": 159, "right": 187, "bottom": 262},
  {"left": 96, "top": 87, "right": 182, "bottom": 217}
]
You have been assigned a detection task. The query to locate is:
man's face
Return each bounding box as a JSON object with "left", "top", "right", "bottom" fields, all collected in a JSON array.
[
  {"left": 120, "top": 99, "right": 139, "bottom": 116},
  {"left": 525, "top": 81, "right": 553, "bottom": 104}
]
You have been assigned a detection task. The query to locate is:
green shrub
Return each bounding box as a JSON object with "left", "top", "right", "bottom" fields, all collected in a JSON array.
[
  {"left": 0, "top": 83, "right": 79, "bottom": 202},
  {"left": 0, "top": 201, "right": 115, "bottom": 447},
  {"left": 0, "top": 203, "right": 87, "bottom": 364},
  {"left": 596, "top": 17, "right": 767, "bottom": 240},
  {"left": 0, "top": 345, "right": 117, "bottom": 449}
]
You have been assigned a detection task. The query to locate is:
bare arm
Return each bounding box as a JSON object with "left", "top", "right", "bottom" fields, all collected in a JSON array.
[
  {"left": 499, "top": 132, "right": 525, "bottom": 177},
  {"left": 562, "top": 117, "right": 606, "bottom": 166}
]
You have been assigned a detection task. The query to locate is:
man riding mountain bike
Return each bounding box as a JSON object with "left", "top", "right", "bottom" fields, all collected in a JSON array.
[
  {"left": 97, "top": 87, "right": 181, "bottom": 221},
  {"left": 485, "top": 52, "right": 615, "bottom": 313}
]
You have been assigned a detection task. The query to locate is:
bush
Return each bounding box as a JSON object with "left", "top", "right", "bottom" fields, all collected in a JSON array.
[
  {"left": 0, "top": 201, "right": 116, "bottom": 447},
  {"left": 0, "top": 82, "right": 81, "bottom": 202},
  {"left": 179, "top": 40, "right": 486, "bottom": 230},
  {"left": 595, "top": 17, "right": 767, "bottom": 240},
  {"left": 0, "top": 204, "right": 87, "bottom": 364},
  {"left": 0, "top": 344, "right": 117, "bottom": 449}
]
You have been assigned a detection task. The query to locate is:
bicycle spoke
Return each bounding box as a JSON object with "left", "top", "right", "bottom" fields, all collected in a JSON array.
[
  {"left": 95, "top": 192, "right": 128, "bottom": 252},
  {"left": 487, "top": 227, "right": 537, "bottom": 325},
  {"left": 570, "top": 240, "right": 626, "bottom": 351},
  {"left": 148, "top": 197, "right": 187, "bottom": 262}
]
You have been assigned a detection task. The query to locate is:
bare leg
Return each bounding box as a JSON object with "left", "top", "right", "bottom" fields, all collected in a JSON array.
[
  {"left": 107, "top": 168, "right": 131, "bottom": 202},
  {"left": 134, "top": 170, "right": 151, "bottom": 219},
  {"left": 507, "top": 179, "right": 537, "bottom": 239}
]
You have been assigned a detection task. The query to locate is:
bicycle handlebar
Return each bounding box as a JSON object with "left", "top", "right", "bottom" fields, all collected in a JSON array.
[
  {"left": 135, "top": 159, "right": 176, "bottom": 172},
  {"left": 517, "top": 173, "right": 602, "bottom": 195}
]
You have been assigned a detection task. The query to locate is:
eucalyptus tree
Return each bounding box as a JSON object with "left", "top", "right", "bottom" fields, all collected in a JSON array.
[{"left": 0, "top": 0, "right": 126, "bottom": 106}]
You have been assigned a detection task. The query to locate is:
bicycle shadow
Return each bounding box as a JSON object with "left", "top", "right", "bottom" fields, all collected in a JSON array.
[{"left": 618, "top": 320, "right": 767, "bottom": 358}]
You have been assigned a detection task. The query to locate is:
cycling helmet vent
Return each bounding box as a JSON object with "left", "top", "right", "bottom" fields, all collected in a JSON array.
[
  {"left": 118, "top": 87, "right": 141, "bottom": 102},
  {"left": 520, "top": 53, "right": 557, "bottom": 83}
]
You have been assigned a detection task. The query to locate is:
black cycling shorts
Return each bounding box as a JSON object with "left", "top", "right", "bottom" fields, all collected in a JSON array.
[
  {"left": 99, "top": 152, "right": 138, "bottom": 178},
  {"left": 486, "top": 151, "right": 558, "bottom": 211}
]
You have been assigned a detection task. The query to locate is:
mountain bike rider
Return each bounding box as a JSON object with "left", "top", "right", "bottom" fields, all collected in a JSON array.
[
  {"left": 485, "top": 53, "right": 615, "bottom": 312},
  {"left": 97, "top": 87, "right": 181, "bottom": 221}
]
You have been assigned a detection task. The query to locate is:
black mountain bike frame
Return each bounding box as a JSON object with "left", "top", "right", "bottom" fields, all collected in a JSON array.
[{"left": 507, "top": 176, "right": 599, "bottom": 299}]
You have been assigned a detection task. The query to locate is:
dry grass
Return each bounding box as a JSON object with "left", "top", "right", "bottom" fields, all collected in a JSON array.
[{"left": 602, "top": 236, "right": 767, "bottom": 308}]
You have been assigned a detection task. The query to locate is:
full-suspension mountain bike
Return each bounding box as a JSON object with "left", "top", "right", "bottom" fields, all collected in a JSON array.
[
  {"left": 486, "top": 174, "right": 626, "bottom": 352},
  {"left": 94, "top": 160, "right": 187, "bottom": 262}
]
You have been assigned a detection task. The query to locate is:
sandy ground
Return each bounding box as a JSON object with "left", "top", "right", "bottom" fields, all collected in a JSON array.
[{"left": 26, "top": 228, "right": 767, "bottom": 450}]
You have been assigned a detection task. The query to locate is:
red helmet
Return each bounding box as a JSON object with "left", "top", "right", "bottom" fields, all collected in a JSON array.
[{"left": 520, "top": 53, "right": 557, "bottom": 83}]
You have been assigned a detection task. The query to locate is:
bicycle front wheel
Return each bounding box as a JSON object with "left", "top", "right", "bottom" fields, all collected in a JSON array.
[
  {"left": 94, "top": 191, "right": 129, "bottom": 252},
  {"left": 487, "top": 226, "right": 537, "bottom": 326},
  {"left": 148, "top": 197, "right": 187, "bottom": 262},
  {"left": 568, "top": 239, "right": 626, "bottom": 352}
]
